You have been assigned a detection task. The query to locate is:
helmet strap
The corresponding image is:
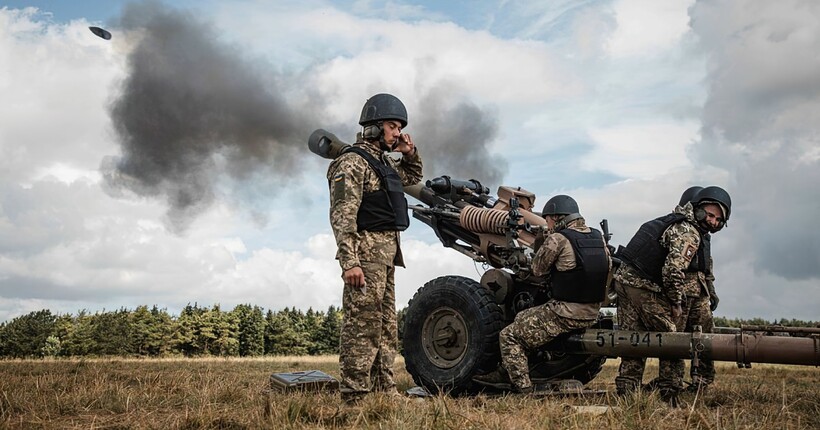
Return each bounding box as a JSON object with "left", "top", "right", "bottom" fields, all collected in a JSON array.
[{"left": 554, "top": 213, "right": 582, "bottom": 231}]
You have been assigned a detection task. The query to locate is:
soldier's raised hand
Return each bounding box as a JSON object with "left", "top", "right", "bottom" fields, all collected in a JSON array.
[{"left": 394, "top": 133, "right": 415, "bottom": 155}]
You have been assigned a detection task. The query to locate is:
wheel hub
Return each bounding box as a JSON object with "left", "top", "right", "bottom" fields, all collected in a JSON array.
[{"left": 421, "top": 307, "right": 468, "bottom": 369}]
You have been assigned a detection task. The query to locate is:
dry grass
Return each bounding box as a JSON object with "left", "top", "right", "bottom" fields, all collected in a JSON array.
[{"left": 0, "top": 356, "right": 817, "bottom": 429}]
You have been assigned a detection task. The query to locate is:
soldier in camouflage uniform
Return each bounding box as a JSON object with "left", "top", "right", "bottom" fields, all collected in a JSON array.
[
  {"left": 679, "top": 187, "right": 723, "bottom": 392},
  {"left": 643, "top": 186, "right": 718, "bottom": 394},
  {"left": 680, "top": 263, "right": 717, "bottom": 392},
  {"left": 326, "top": 94, "right": 423, "bottom": 404},
  {"left": 473, "top": 195, "right": 612, "bottom": 393},
  {"left": 615, "top": 186, "right": 731, "bottom": 405}
]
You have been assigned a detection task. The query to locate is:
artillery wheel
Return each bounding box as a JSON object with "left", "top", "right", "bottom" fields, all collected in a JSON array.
[{"left": 402, "top": 275, "right": 503, "bottom": 395}]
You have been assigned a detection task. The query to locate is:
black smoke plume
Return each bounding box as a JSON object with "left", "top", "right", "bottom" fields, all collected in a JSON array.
[
  {"left": 103, "top": 1, "right": 312, "bottom": 231},
  {"left": 412, "top": 90, "right": 506, "bottom": 188},
  {"left": 103, "top": 1, "right": 508, "bottom": 232}
]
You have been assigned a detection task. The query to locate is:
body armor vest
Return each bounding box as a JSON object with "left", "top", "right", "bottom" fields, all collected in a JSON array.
[
  {"left": 550, "top": 228, "right": 609, "bottom": 303},
  {"left": 344, "top": 147, "right": 410, "bottom": 232},
  {"left": 619, "top": 213, "right": 706, "bottom": 285}
]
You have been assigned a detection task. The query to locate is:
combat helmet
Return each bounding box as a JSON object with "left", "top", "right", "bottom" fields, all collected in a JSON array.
[
  {"left": 693, "top": 186, "right": 732, "bottom": 232},
  {"left": 542, "top": 195, "right": 582, "bottom": 231},
  {"left": 679, "top": 186, "right": 704, "bottom": 207},
  {"left": 542, "top": 195, "right": 579, "bottom": 216},
  {"left": 359, "top": 93, "right": 408, "bottom": 128}
]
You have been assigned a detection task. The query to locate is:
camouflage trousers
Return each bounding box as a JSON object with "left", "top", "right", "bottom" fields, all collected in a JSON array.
[
  {"left": 339, "top": 261, "right": 398, "bottom": 401},
  {"left": 614, "top": 281, "right": 682, "bottom": 395},
  {"left": 679, "top": 295, "right": 715, "bottom": 386},
  {"left": 500, "top": 302, "right": 596, "bottom": 391}
]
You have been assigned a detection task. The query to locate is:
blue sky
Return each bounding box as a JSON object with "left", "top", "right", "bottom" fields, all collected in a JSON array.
[{"left": 1, "top": 0, "right": 818, "bottom": 322}]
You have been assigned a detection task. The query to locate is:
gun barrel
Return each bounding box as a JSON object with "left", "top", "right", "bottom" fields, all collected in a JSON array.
[
  {"left": 560, "top": 329, "right": 820, "bottom": 366},
  {"left": 404, "top": 183, "right": 424, "bottom": 201}
]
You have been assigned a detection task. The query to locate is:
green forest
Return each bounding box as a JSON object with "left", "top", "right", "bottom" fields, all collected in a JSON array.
[
  {"left": 0, "top": 304, "right": 815, "bottom": 359},
  {"left": 0, "top": 304, "right": 363, "bottom": 358}
]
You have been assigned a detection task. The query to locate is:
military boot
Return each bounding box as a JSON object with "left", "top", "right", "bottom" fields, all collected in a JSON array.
[
  {"left": 659, "top": 388, "right": 681, "bottom": 408},
  {"left": 516, "top": 385, "right": 534, "bottom": 395},
  {"left": 684, "top": 381, "right": 709, "bottom": 395},
  {"left": 472, "top": 368, "right": 513, "bottom": 390}
]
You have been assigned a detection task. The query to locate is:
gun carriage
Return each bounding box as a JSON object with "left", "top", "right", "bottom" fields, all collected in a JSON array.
[{"left": 309, "top": 129, "right": 820, "bottom": 395}]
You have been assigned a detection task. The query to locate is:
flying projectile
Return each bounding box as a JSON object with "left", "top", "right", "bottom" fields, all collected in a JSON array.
[{"left": 89, "top": 26, "right": 112, "bottom": 40}]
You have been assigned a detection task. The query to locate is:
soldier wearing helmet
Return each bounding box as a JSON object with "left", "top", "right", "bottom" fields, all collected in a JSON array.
[
  {"left": 684, "top": 187, "right": 728, "bottom": 393},
  {"left": 474, "top": 195, "right": 612, "bottom": 393},
  {"left": 692, "top": 186, "right": 731, "bottom": 233},
  {"left": 643, "top": 186, "right": 721, "bottom": 395},
  {"left": 614, "top": 185, "right": 731, "bottom": 406},
  {"left": 326, "top": 93, "right": 423, "bottom": 404}
]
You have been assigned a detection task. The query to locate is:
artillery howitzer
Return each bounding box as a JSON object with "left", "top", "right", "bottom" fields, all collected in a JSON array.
[{"left": 308, "top": 129, "right": 820, "bottom": 395}]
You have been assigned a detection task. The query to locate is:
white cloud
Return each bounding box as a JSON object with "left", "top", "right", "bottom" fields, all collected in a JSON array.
[
  {"left": 213, "top": 3, "right": 583, "bottom": 123},
  {"left": 0, "top": 8, "right": 121, "bottom": 183},
  {"left": 606, "top": 0, "right": 695, "bottom": 58},
  {"left": 584, "top": 121, "right": 698, "bottom": 179},
  {"left": 33, "top": 163, "right": 102, "bottom": 185}
]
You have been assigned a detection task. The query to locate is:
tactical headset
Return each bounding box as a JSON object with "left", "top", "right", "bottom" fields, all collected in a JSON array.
[{"left": 362, "top": 121, "right": 383, "bottom": 141}]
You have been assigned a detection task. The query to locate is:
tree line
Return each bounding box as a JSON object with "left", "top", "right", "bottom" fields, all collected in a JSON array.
[
  {"left": 0, "top": 304, "right": 814, "bottom": 359},
  {"left": 0, "top": 304, "right": 356, "bottom": 359},
  {"left": 712, "top": 316, "right": 819, "bottom": 329}
]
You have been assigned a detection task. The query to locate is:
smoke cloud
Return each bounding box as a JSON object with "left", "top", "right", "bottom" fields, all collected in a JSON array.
[
  {"left": 103, "top": 1, "right": 507, "bottom": 232},
  {"left": 412, "top": 90, "right": 506, "bottom": 188},
  {"left": 103, "top": 1, "right": 313, "bottom": 231},
  {"left": 690, "top": 0, "right": 820, "bottom": 280}
]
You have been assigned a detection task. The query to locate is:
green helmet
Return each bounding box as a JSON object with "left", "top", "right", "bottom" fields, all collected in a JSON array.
[
  {"left": 541, "top": 195, "right": 579, "bottom": 216},
  {"left": 359, "top": 93, "right": 408, "bottom": 128}
]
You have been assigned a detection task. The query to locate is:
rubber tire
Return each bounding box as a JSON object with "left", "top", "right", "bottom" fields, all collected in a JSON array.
[{"left": 402, "top": 275, "right": 503, "bottom": 395}]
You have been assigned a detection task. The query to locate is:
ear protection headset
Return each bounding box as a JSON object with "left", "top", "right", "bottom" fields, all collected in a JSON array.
[
  {"left": 362, "top": 121, "right": 383, "bottom": 140},
  {"left": 695, "top": 206, "right": 706, "bottom": 221}
]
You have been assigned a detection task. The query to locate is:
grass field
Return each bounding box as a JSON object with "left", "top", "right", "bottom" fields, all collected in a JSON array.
[{"left": 0, "top": 356, "right": 817, "bottom": 429}]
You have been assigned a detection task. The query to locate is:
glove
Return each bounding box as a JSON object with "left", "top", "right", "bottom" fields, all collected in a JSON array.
[{"left": 709, "top": 293, "right": 719, "bottom": 312}]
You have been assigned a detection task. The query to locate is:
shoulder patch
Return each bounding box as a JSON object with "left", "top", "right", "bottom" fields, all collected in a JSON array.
[
  {"left": 683, "top": 242, "right": 697, "bottom": 260},
  {"left": 332, "top": 175, "right": 346, "bottom": 203}
]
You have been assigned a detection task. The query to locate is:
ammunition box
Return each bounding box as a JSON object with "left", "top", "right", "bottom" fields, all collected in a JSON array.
[{"left": 269, "top": 370, "right": 339, "bottom": 393}]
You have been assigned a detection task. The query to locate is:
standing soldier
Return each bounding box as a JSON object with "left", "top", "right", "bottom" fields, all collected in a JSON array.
[
  {"left": 326, "top": 94, "right": 423, "bottom": 404},
  {"left": 643, "top": 186, "right": 719, "bottom": 394},
  {"left": 614, "top": 186, "right": 731, "bottom": 405},
  {"left": 473, "top": 195, "right": 612, "bottom": 393}
]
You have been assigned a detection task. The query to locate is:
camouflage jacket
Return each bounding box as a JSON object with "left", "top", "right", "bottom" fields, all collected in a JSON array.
[
  {"left": 531, "top": 218, "right": 613, "bottom": 320},
  {"left": 614, "top": 203, "right": 701, "bottom": 305},
  {"left": 327, "top": 135, "right": 423, "bottom": 271},
  {"left": 675, "top": 204, "right": 716, "bottom": 298}
]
